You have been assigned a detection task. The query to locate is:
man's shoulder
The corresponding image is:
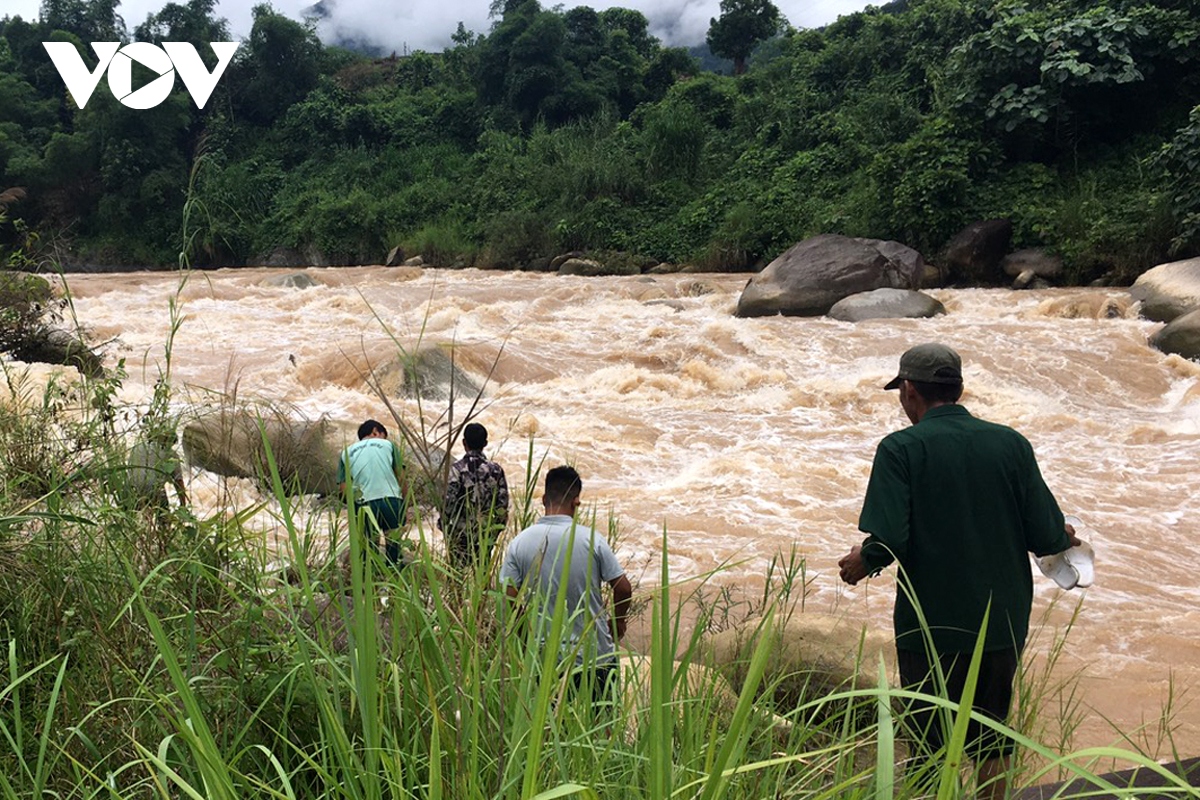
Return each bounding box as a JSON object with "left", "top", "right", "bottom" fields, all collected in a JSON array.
[
  {"left": 954, "top": 411, "right": 1031, "bottom": 447},
  {"left": 512, "top": 517, "right": 596, "bottom": 542},
  {"left": 506, "top": 522, "right": 551, "bottom": 555},
  {"left": 883, "top": 407, "right": 1031, "bottom": 452},
  {"left": 453, "top": 451, "right": 500, "bottom": 472}
]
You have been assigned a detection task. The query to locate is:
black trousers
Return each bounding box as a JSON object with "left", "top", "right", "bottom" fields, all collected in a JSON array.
[{"left": 897, "top": 646, "right": 1020, "bottom": 762}]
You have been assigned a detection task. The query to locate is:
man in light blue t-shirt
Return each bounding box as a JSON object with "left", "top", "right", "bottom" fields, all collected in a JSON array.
[
  {"left": 500, "top": 465, "right": 632, "bottom": 702},
  {"left": 337, "top": 419, "right": 407, "bottom": 564}
]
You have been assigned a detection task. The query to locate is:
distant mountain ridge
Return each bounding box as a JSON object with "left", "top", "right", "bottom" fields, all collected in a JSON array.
[{"left": 300, "top": 0, "right": 393, "bottom": 56}]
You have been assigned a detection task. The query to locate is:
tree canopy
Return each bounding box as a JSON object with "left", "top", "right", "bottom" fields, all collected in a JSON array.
[
  {"left": 706, "top": 0, "right": 784, "bottom": 75},
  {"left": 0, "top": 0, "right": 1197, "bottom": 279}
]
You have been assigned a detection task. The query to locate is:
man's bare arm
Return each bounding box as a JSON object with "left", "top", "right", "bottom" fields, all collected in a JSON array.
[{"left": 609, "top": 575, "right": 633, "bottom": 642}]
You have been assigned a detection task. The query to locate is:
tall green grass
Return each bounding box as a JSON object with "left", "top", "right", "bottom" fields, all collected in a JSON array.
[{"left": 0, "top": 300, "right": 1196, "bottom": 798}]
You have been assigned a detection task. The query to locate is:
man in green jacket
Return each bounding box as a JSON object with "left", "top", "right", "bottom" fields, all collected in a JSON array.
[{"left": 838, "top": 343, "right": 1079, "bottom": 800}]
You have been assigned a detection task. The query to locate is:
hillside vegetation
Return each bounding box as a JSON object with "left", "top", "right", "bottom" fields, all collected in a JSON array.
[{"left": 1, "top": 0, "right": 1199, "bottom": 281}]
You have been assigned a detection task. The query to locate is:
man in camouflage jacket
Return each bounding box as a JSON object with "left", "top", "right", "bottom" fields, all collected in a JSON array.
[{"left": 441, "top": 423, "right": 509, "bottom": 570}]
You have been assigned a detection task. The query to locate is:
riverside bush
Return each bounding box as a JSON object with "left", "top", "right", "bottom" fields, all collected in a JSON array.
[{"left": 0, "top": 271, "right": 57, "bottom": 356}]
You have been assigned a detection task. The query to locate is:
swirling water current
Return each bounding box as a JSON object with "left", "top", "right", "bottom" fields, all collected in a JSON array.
[{"left": 56, "top": 267, "right": 1200, "bottom": 756}]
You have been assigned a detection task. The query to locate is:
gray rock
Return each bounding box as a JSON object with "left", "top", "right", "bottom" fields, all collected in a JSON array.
[
  {"left": 827, "top": 288, "right": 945, "bottom": 322},
  {"left": 1150, "top": 308, "right": 1200, "bottom": 360},
  {"left": 184, "top": 412, "right": 354, "bottom": 497},
  {"left": 735, "top": 234, "right": 925, "bottom": 317},
  {"left": 1130, "top": 258, "right": 1200, "bottom": 322},
  {"left": 251, "top": 246, "right": 333, "bottom": 267},
  {"left": 385, "top": 245, "right": 406, "bottom": 267},
  {"left": 648, "top": 262, "right": 682, "bottom": 274},
  {"left": 1002, "top": 248, "right": 1063, "bottom": 279},
  {"left": 875, "top": 239, "right": 925, "bottom": 283},
  {"left": 380, "top": 346, "right": 481, "bottom": 402},
  {"left": 645, "top": 300, "right": 687, "bottom": 312},
  {"left": 108, "top": 438, "right": 184, "bottom": 509},
  {"left": 941, "top": 219, "right": 1012, "bottom": 284},
  {"left": 403, "top": 256, "right": 425, "bottom": 267},
  {"left": 262, "top": 272, "right": 319, "bottom": 289},
  {"left": 921, "top": 263, "right": 945, "bottom": 288},
  {"left": 681, "top": 280, "right": 718, "bottom": 297},
  {"left": 518, "top": 257, "right": 555, "bottom": 272},
  {"left": 12, "top": 327, "right": 105, "bottom": 377},
  {"left": 1012, "top": 269, "right": 1036, "bottom": 290},
  {"left": 558, "top": 257, "right": 639, "bottom": 277},
  {"left": 550, "top": 251, "right": 585, "bottom": 270},
  {"left": 183, "top": 410, "right": 447, "bottom": 498}
]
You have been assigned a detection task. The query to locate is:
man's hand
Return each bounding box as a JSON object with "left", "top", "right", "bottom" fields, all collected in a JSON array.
[
  {"left": 609, "top": 575, "right": 633, "bottom": 642},
  {"left": 838, "top": 544, "right": 870, "bottom": 586},
  {"left": 1065, "top": 519, "right": 1082, "bottom": 548}
]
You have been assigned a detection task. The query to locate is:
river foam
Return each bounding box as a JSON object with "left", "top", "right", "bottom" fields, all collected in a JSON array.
[{"left": 59, "top": 266, "right": 1200, "bottom": 756}]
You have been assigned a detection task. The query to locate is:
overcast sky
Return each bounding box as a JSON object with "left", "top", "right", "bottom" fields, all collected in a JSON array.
[{"left": 7, "top": 0, "right": 877, "bottom": 52}]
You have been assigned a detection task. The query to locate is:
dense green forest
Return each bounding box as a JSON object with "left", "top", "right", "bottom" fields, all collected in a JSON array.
[{"left": 1, "top": 0, "right": 1199, "bottom": 281}]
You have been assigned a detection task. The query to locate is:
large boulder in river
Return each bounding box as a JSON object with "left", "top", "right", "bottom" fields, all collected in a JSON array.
[
  {"left": 941, "top": 219, "right": 1012, "bottom": 284},
  {"left": 381, "top": 347, "right": 481, "bottom": 401},
  {"left": 558, "top": 257, "right": 640, "bottom": 277},
  {"left": 1150, "top": 308, "right": 1200, "bottom": 361},
  {"left": 182, "top": 410, "right": 447, "bottom": 497},
  {"left": 261, "top": 272, "right": 320, "bottom": 289},
  {"left": 735, "top": 235, "right": 924, "bottom": 317},
  {"left": 183, "top": 411, "right": 356, "bottom": 496},
  {"left": 1130, "top": 258, "right": 1200, "bottom": 322},
  {"left": 0, "top": 272, "right": 104, "bottom": 377},
  {"left": 827, "top": 288, "right": 945, "bottom": 322},
  {"left": 12, "top": 327, "right": 105, "bottom": 377}
]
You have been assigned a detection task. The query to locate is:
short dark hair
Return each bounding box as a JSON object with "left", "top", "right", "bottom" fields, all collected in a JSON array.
[
  {"left": 910, "top": 380, "right": 963, "bottom": 404},
  {"left": 544, "top": 465, "right": 582, "bottom": 506},
  {"left": 463, "top": 422, "right": 488, "bottom": 450},
  {"left": 358, "top": 419, "right": 387, "bottom": 440}
]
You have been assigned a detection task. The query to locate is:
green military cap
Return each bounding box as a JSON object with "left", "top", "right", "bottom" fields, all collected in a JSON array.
[{"left": 883, "top": 343, "right": 963, "bottom": 390}]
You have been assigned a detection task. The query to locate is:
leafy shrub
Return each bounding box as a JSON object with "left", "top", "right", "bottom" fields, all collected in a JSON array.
[
  {"left": 0, "top": 270, "right": 57, "bottom": 356},
  {"left": 1154, "top": 104, "right": 1200, "bottom": 258},
  {"left": 477, "top": 207, "right": 556, "bottom": 268},
  {"left": 640, "top": 103, "right": 706, "bottom": 181},
  {"left": 404, "top": 217, "right": 478, "bottom": 267},
  {"left": 974, "top": 143, "right": 1177, "bottom": 282},
  {"left": 868, "top": 120, "right": 981, "bottom": 253}
]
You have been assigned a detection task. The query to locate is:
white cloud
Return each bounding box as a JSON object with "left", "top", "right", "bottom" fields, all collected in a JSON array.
[{"left": 4, "top": 0, "right": 876, "bottom": 53}]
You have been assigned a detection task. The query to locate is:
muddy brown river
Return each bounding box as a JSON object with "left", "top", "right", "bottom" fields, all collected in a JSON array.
[{"left": 57, "top": 266, "right": 1200, "bottom": 760}]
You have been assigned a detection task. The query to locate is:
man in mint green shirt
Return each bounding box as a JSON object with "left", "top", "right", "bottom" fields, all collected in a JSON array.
[
  {"left": 838, "top": 343, "right": 1079, "bottom": 800},
  {"left": 338, "top": 419, "right": 407, "bottom": 564}
]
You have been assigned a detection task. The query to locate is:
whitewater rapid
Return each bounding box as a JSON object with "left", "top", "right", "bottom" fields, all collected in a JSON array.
[{"left": 53, "top": 267, "right": 1200, "bottom": 757}]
